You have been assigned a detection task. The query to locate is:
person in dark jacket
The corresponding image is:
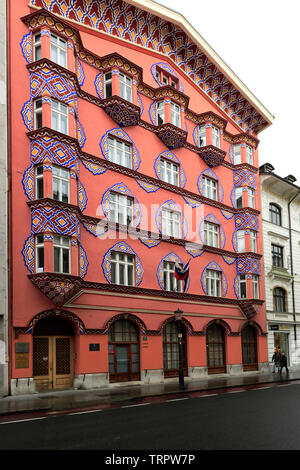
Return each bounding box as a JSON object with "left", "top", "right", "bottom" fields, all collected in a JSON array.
[
  {"left": 279, "top": 352, "right": 289, "bottom": 374},
  {"left": 272, "top": 348, "right": 281, "bottom": 373}
]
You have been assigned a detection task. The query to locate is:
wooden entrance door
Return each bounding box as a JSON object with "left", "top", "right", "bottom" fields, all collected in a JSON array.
[
  {"left": 206, "top": 324, "right": 226, "bottom": 374},
  {"left": 242, "top": 326, "right": 258, "bottom": 371},
  {"left": 33, "top": 336, "right": 74, "bottom": 390},
  {"left": 163, "top": 321, "right": 187, "bottom": 378},
  {"left": 108, "top": 320, "right": 140, "bottom": 382}
]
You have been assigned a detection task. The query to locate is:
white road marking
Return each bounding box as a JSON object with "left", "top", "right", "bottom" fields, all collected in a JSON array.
[
  {"left": 252, "top": 386, "right": 270, "bottom": 390},
  {"left": 227, "top": 390, "right": 245, "bottom": 393},
  {"left": 199, "top": 394, "right": 218, "bottom": 398},
  {"left": 68, "top": 409, "right": 103, "bottom": 415},
  {"left": 0, "top": 416, "right": 47, "bottom": 425},
  {"left": 122, "top": 403, "right": 151, "bottom": 408},
  {"left": 166, "top": 398, "right": 189, "bottom": 402}
]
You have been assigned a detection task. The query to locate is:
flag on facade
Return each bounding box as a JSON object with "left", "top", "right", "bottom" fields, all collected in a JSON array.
[{"left": 174, "top": 259, "right": 190, "bottom": 292}]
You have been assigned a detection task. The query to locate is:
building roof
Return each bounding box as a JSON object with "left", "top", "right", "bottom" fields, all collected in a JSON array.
[{"left": 259, "top": 163, "right": 300, "bottom": 201}]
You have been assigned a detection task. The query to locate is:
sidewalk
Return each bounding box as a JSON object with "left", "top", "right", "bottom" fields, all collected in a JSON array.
[{"left": 0, "top": 370, "right": 298, "bottom": 417}]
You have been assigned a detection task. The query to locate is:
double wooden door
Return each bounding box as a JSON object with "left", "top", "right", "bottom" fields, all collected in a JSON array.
[{"left": 33, "top": 336, "right": 74, "bottom": 390}]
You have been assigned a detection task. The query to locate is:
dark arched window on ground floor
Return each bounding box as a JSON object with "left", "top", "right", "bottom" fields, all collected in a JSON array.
[
  {"left": 241, "top": 325, "right": 258, "bottom": 371},
  {"left": 206, "top": 323, "right": 226, "bottom": 374},
  {"left": 108, "top": 319, "right": 140, "bottom": 382}
]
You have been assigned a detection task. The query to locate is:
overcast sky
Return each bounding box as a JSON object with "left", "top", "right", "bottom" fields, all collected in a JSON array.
[{"left": 158, "top": 0, "right": 300, "bottom": 180}]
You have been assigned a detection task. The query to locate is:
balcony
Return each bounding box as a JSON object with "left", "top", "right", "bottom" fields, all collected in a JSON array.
[
  {"left": 101, "top": 95, "right": 140, "bottom": 127},
  {"left": 197, "top": 145, "right": 226, "bottom": 168},
  {"left": 156, "top": 123, "right": 187, "bottom": 149}
]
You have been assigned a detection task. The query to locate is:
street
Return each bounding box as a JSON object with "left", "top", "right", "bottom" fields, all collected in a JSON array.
[{"left": 0, "top": 381, "right": 300, "bottom": 451}]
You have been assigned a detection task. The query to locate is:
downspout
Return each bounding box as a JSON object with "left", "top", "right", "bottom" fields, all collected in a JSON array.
[{"left": 288, "top": 189, "right": 300, "bottom": 342}]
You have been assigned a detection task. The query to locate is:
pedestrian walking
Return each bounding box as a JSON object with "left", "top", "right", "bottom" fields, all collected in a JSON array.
[
  {"left": 280, "top": 352, "right": 289, "bottom": 374},
  {"left": 271, "top": 347, "right": 280, "bottom": 373}
]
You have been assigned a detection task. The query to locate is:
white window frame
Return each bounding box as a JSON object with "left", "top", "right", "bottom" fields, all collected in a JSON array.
[
  {"left": 236, "top": 230, "right": 245, "bottom": 253},
  {"left": 204, "top": 222, "right": 219, "bottom": 248},
  {"left": 235, "top": 187, "right": 243, "bottom": 208},
  {"left": 161, "top": 209, "right": 181, "bottom": 238},
  {"left": 119, "top": 73, "right": 132, "bottom": 102},
  {"left": 33, "top": 33, "right": 41, "bottom": 61},
  {"left": 52, "top": 166, "right": 70, "bottom": 203},
  {"left": 156, "top": 101, "right": 165, "bottom": 125},
  {"left": 107, "top": 137, "right": 132, "bottom": 169},
  {"left": 35, "top": 234, "right": 44, "bottom": 273},
  {"left": 50, "top": 33, "right": 67, "bottom": 68},
  {"left": 252, "top": 275, "right": 259, "bottom": 299},
  {"left": 109, "top": 192, "right": 133, "bottom": 226},
  {"left": 198, "top": 125, "right": 206, "bottom": 147},
  {"left": 34, "top": 99, "right": 43, "bottom": 130},
  {"left": 35, "top": 165, "right": 44, "bottom": 199},
  {"left": 171, "top": 102, "right": 181, "bottom": 128},
  {"left": 104, "top": 72, "right": 112, "bottom": 98},
  {"left": 203, "top": 176, "right": 218, "bottom": 200},
  {"left": 163, "top": 261, "right": 183, "bottom": 292},
  {"left": 207, "top": 269, "right": 221, "bottom": 297},
  {"left": 250, "top": 231, "right": 257, "bottom": 253},
  {"left": 212, "top": 126, "right": 220, "bottom": 148},
  {"left": 233, "top": 144, "right": 241, "bottom": 164},
  {"left": 248, "top": 188, "right": 255, "bottom": 208},
  {"left": 160, "top": 158, "right": 179, "bottom": 186},
  {"left": 51, "top": 99, "right": 68, "bottom": 135},
  {"left": 111, "top": 251, "right": 135, "bottom": 286},
  {"left": 53, "top": 235, "right": 70, "bottom": 274},
  {"left": 239, "top": 274, "right": 247, "bottom": 299},
  {"left": 246, "top": 145, "right": 253, "bottom": 165}
]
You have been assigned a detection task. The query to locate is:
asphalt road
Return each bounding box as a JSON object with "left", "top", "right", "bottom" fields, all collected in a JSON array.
[{"left": 1, "top": 382, "right": 300, "bottom": 451}]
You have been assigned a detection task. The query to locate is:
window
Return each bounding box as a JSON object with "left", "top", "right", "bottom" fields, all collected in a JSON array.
[
  {"left": 53, "top": 235, "right": 70, "bottom": 274},
  {"left": 246, "top": 145, "right": 253, "bottom": 165},
  {"left": 163, "top": 261, "right": 182, "bottom": 292},
  {"left": 104, "top": 72, "right": 112, "bottom": 98},
  {"left": 198, "top": 125, "right": 206, "bottom": 147},
  {"left": 35, "top": 165, "right": 44, "bottom": 199},
  {"left": 236, "top": 230, "right": 245, "bottom": 253},
  {"left": 272, "top": 244, "right": 284, "bottom": 268},
  {"left": 204, "top": 222, "right": 219, "bottom": 248},
  {"left": 162, "top": 75, "right": 168, "bottom": 86},
  {"left": 52, "top": 166, "right": 69, "bottom": 203},
  {"left": 252, "top": 275, "right": 259, "bottom": 299},
  {"left": 233, "top": 145, "right": 241, "bottom": 165},
  {"left": 34, "top": 99, "right": 43, "bottom": 130},
  {"left": 33, "top": 33, "right": 41, "bottom": 61},
  {"left": 171, "top": 102, "right": 181, "bottom": 128},
  {"left": 111, "top": 251, "right": 134, "bottom": 286},
  {"left": 248, "top": 188, "right": 255, "bottom": 208},
  {"left": 119, "top": 73, "right": 132, "bottom": 102},
  {"left": 161, "top": 209, "right": 181, "bottom": 238},
  {"left": 207, "top": 269, "right": 221, "bottom": 297},
  {"left": 239, "top": 274, "right": 247, "bottom": 299},
  {"left": 171, "top": 79, "right": 177, "bottom": 89},
  {"left": 203, "top": 176, "right": 218, "bottom": 200},
  {"left": 235, "top": 187, "right": 243, "bottom": 208},
  {"left": 273, "top": 287, "right": 287, "bottom": 312},
  {"left": 250, "top": 231, "right": 257, "bottom": 253},
  {"left": 156, "top": 101, "right": 165, "bottom": 125},
  {"left": 108, "top": 137, "right": 132, "bottom": 169},
  {"left": 269, "top": 203, "right": 281, "bottom": 226},
  {"left": 160, "top": 159, "right": 179, "bottom": 186},
  {"left": 212, "top": 126, "right": 220, "bottom": 148},
  {"left": 109, "top": 192, "right": 133, "bottom": 226},
  {"left": 51, "top": 99, "right": 68, "bottom": 134},
  {"left": 35, "top": 235, "right": 44, "bottom": 273},
  {"left": 50, "top": 33, "right": 67, "bottom": 68}
]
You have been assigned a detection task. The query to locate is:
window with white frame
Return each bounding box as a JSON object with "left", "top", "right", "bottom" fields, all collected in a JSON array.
[
  {"left": 198, "top": 125, "right": 206, "bottom": 147},
  {"left": 109, "top": 192, "right": 133, "bottom": 226},
  {"left": 163, "top": 261, "right": 183, "bottom": 292},
  {"left": 204, "top": 222, "right": 219, "bottom": 248},
  {"left": 108, "top": 137, "right": 132, "bottom": 169},
  {"left": 171, "top": 102, "right": 181, "bottom": 128},
  {"left": 156, "top": 101, "right": 165, "bottom": 125},
  {"left": 35, "top": 165, "right": 44, "bottom": 199},
  {"left": 35, "top": 234, "right": 44, "bottom": 273},
  {"left": 104, "top": 72, "right": 112, "bottom": 98},
  {"left": 52, "top": 166, "right": 70, "bottom": 203},
  {"left": 111, "top": 251, "right": 135, "bottom": 286},
  {"left": 203, "top": 176, "right": 218, "bottom": 200},
  {"left": 119, "top": 73, "right": 132, "bottom": 102},
  {"left": 50, "top": 33, "right": 67, "bottom": 68},
  {"left": 246, "top": 145, "right": 253, "bottom": 165},
  {"left": 233, "top": 144, "right": 241, "bottom": 164},
  {"left": 161, "top": 209, "right": 181, "bottom": 238},
  {"left": 34, "top": 99, "right": 43, "bottom": 130},
  {"left": 250, "top": 231, "right": 257, "bottom": 253},
  {"left": 248, "top": 188, "right": 255, "bottom": 208},
  {"left": 212, "top": 126, "right": 220, "bottom": 148},
  {"left": 235, "top": 187, "right": 243, "bottom": 208},
  {"left": 162, "top": 75, "right": 168, "bottom": 86},
  {"left": 236, "top": 230, "right": 245, "bottom": 253},
  {"left": 160, "top": 158, "right": 179, "bottom": 186},
  {"left": 239, "top": 274, "right": 247, "bottom": 299},
  {"left": 252, "top": 275, "right": 259, "bottom": 299},
  {"left": 33, "top": 33, "right": 41, "bottom": 61},
  {"left": 51, "top": 99, "right": 68, "bottom": 134},
  {"left": 206, "top": 269, "right": 221, "bottom": 297},
  {"left": 53, "top": 235, "right": 70, "bottom": 274}
]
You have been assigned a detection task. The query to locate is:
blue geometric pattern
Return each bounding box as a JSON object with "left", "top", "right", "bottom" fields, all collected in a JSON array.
[
  {"left": 94, "top": 72, "right": 104, "bottom": 99},
  {"left": 100, "top": 128, "right": 141, "bottom": 171},
  {"left": 197, "top": 169, "right": 224, "bottom": 202},
  {"left": 199, "top": 214, "right": 225, "bottom": 249},
  {"left": 78, "top": 179, "right": 88, "bottom": 212},
  {"left": 101, "top": 183, "right": 142, "bottom": 227},
  {"left": 182, "top": 196, "right": 202, "bottom": 208},
  {"left": 101, "top": 242, "right": 143, "bottom": 286},
  {"left": 20, "top": 32, "right": 32, "bottom": 63},
  {"left": 79, "top": 243, "right": 89, "bottom": 278},
  {"left": 233, "top": 169, "right": 257, "bottom": 189},
  {"left": 31, "top": 206, "right": 80, "bottom": 238},
  {"left": 22, "top": 235, "right": 35, "bottom": 274},
  {"left": 82, "top": 160, "right": 107, "bottom": 175},
  {"left": 77, "top": 60, "right": 85, "bottom": 86},
  {"left": 135, "top": 179, "right": 159, "bottom": 193},
  {"left": 236, "top": 257, "right": 261, "bottom": 275},
  {"left": 201, "top": 261, "right": 228, "bottom": 297},
  {"left": 154, "top": 151, "right": 187, "bottom": 188},
  {"left": 22, "top": 164, "right": 35, "bottom": 201},
  {"left": 150, "top": 62, "right": 184, "bottom": 92}
]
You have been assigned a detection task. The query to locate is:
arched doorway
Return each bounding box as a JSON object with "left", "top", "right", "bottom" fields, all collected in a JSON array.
[
  {"left": 162, "top": 321, "right": 187, "bottom": 378},
  {"left": 241, "top": 325, "right": 258, "bottom": 371},
  {"left": 206, "top": 323, "right": 226, "bottom": 374},
  {"left": 33, "top": 316, "right": 74, "bottom": 391},
  {"left": 108, "top": 319, "right": 140, "bottom": 382}
]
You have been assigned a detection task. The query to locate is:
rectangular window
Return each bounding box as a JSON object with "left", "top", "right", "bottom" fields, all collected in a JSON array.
[
  {"left": 51, "top": 99, "right": 68, "bottom": 134},
  {"left": 239, "top": 274, "right": 247, "bottom": 299},
  {"left": 35, "top": 165, "right": 44, "bottom": 199},
  {"left": 160, "top": 159, "right": 179, "bottom": 186},
  {"left": 52, "top": 166, "right": 70, "bottom": 203},
  {"left": 252, "top": 275, "right": 259, "bottom": 299},
  {"left": 272, "top": 244, "right": 284, "bottom": 268},
  {"left": 248, "top": 188, "right": 255, "bottom": 208},
  {"left": 157, "top": 101, "right": 165, "bottom": 125},
  {"left": 162, "top": 75, "right": 168, "bottom": 86},
  {"left": 204, "top": 222, "right": 219, "bottom": 248},
  {"left": 171, "top": 102, "right": 181, "bottom": 128},
  {"left": 50, "top": 33, "right": 67, "bottom": 68},
  {"left": 207, "top": 269, "right": 221, "bottom": 297},
  {"left": 233, "top": 145, "right": 241, "bottom": 165},
  {"left": 34, "top": 99, "right": 43, "bottom": 130},
  {"left": 53, "top": 235, "right": 70, "bottom": 274},
  {"left": 203, "top": 176, "right": 218, "bottom": 200},
  {"left": 161, "top": 209, "right": 181, "bottom": 238},
  {"left": 111, "top": 251, "right": 134, "bottom": 286},
  {"left": 235, "top": 187, "right": 243, "bottom": 208},
  {"left": 119, "top": 73, "right": 132, "bottom": 102},
  {"left": 35, "top": 234, "right": 44, "bottom": 273},
  {"left": 250, "top": 231, "right": 257, "bottom": 253},
  {"left": 236, "top": 230, "right": 245, "bottom": 253},
  {"left": 108, "top": 137, "right": 132, "bottom": 169},
  {"left": 171, "top": 79, "right": 177, "bottom": 89},
  {"left": 109, "top": 192, "right": 133, "bottom": 226},
  {"left": 246, "top": 145, "right": 253, "bottom": 165},
  {"left": 212, "top": 126, "right": 220, "bottom": 148},
  {"left": 104, "top": 72, "right": 112, "bottom": 98},
  {"left": 199, "top": 125, "right": 206, "bottom": 147},
  {"left": 163, "top": 261, "right": 182, "bottom": 292},
  {"left": 33, "top": 33, "right": 41, "bottom": 61}
]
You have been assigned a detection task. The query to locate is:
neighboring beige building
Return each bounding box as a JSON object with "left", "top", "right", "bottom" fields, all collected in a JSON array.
[{"left": 260, "top": 163, "right": 300, "bottom": 370}]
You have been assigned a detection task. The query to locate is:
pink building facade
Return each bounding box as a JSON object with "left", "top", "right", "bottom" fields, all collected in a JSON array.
[{"left": 7, "top": 0, "right": 274, "bottom": 394}]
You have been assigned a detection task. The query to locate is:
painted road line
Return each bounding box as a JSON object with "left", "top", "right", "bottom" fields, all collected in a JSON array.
[
  {"left": 252, "top": 386, "right": 271, "bottom": 390},
  {"left": 227, "top": 390, "right": 245, "bottom": 393},
  {"left": 0, "top": 416, "right": 47, "bottom": 425},
  {"left": 122, "top": 403, "right": 151, "bottom": 408},
  {"left": 199, "top": 394, "right": 218, "bottom": 398},
  {"left": 166, "top": 398, "right": 189, "bottom": 402},
  {"left": 69, "top": 409, "right": 103, "bottom": 416}
]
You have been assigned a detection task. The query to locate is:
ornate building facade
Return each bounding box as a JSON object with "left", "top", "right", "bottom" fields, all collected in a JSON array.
[{"left": 7, "top": 0, "right": 274, "bottom": 394}]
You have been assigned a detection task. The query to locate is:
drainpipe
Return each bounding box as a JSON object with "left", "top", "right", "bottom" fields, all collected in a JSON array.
[{"left": 288, "top": 189, "right": 300, "bottom": 342}]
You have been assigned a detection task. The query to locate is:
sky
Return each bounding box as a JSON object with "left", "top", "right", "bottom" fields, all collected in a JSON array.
[{"left": 157, "top": 0, "right": 300, "bottom": 180}]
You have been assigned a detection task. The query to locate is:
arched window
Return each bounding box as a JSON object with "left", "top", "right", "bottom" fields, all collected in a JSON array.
[
  {"left": 269, "top": 203, "right": 281, "bottom": 226},
  {"left": 108, "top": 319, "right": 140, "bottom": 382},
  {"left": 273, "top": 287, "right": 287, "bottom": 312},
  {"left": 206, "top": 323, "right": 226, "bottom": 374},
  {"left": 163, "top": 321, "right": 187, "bottom": 377}
]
